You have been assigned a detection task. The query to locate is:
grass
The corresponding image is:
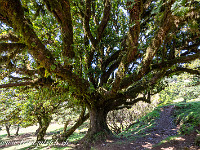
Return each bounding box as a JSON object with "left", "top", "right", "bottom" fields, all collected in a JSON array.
[
  {"left": 118, "top": 100, "right": 200, "bottom": 146},
  {"left": 0, "top": 134, "right": 7, "bottom": 141},
  {"left": 173, "top": 101, "right": 200, "bottom": 135},
  {"left": 1, "top": 99, "right": 200, "bottom": 149},
  {"left": 0, "top": 122, "right": 88, "bottom": 150},
  {"left": 154, "top": 135, "right": 181, "bottom": 147},
  {"left": 118, "top": 107, "right": 161, "bottom": 139}
]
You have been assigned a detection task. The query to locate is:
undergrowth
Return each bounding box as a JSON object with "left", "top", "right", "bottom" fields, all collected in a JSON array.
[
  {"left": 173, "top": 101, "right": 200, "bottom": 135},
  {"left": 119, "top": 107, "right": 161, "bottom": 139}
]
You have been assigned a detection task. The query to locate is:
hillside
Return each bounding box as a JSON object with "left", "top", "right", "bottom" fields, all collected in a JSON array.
[{"left": 94, "top": 101, "right": 200, "bottom": 150}]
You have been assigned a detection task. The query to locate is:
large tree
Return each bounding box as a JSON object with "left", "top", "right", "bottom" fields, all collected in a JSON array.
[{"left": 0, "top": 0, "right": 199, "bottom": 143}]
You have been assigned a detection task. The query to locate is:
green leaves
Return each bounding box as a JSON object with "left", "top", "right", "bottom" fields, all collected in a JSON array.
[
  {"left": 171, "top": 0, "right": 190, "bottom": 16},
  {"left": 50, "top": 64, "right": 56, "bottom": 71}
]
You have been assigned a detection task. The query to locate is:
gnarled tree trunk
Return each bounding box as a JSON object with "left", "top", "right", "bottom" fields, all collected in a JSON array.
[
  {"left": 36, "top": 115, "right": 51, "bottom": 142},
  {"left": 78, "top": 105, "right": 112, "bottom": 149},
  {"left": 15, "top": 124, "right": 20, "bottom": 136},
  {"left": 86, "top": 106, "right": 112, "bottom": 141}
]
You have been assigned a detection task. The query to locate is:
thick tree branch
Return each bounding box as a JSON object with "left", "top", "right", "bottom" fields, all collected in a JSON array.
[
  {"left": 16, "top": 67, "right": 37, "bottom": 77},
  {"left": 102, "top": 50, "right": 121, "bottom": 70},
  {"left": 120, "top": 53, "right": 200, "bottom": 90},
  {"left": 109, "top": 0, "right": 174, "bottom": 96},
  {"left": 139, "top": 3, "right": 175, "bottom": 76},
  {"left": 62, "top": 108, "right": 89, "bottom": 139},
  {"left": 97, "top": 0, "right": 111, "bottom": 42},
  {"left": 0, "top": 32, "right": 19, "bottom": 42},
  {"left": 114, "top": 96, "right": 151, "bottom": 110},
  {"left": 107, "top": 70, "right": 166, "bottom": 111},
  {"left": 8, "top": 76, "right": 32, "bottom": 81},
  {"left": 126, "top": 0, "right": 142, "bottom": 63},
  {"left": 0, "top": 0, "right": 90, "bottom": 95},
  {"left": 100, "top": 60, "right": 120, "bottom": 86},
  {"left": 44, "top": 0, "right": 74, "bottom": 64},
  {"left": 0, "top": 43, "right": 26, "bottom": 54},
  {"left": 83, "top": 0, "right": 97, "bottom": 48},
  {"left": 58, "top": 0, "right": 74, "bottom": 60},
  {"left": 165, "top": 67, "right": 200, "bottom": 76},
  {"left": 152, "top": 53, "right": 200, "bottom": 70},
  {"left": 118, "top": 3, "right": 176, "bottom": 91},
  {"left": 0, "top": 81, "right": 37, "bottom": 88}
]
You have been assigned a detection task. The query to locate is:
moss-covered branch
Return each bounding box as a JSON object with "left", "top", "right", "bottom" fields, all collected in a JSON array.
[
  {"left": 0, "top": 32, "right": 19, "bottom": 42},
  {"left": 44, "top": 0, "right": 74, "bottom": 62},
  {"left": 0, "top": 81, "right": 37, "bottom": 88},
  {"left": 97, "top": 0, "right": 111, "bottom": 42},
  {"left": 152, "top": 53, "right": 200, "bottom": 70},
  {"left": 0, "top": 43, "right": 26, "bottom": 54},
  {"left": 83, "top": 0, "right": 97, "bottom": 48},
  {"left": 0, "top": 0, "right": 90, "bottom": 95}
]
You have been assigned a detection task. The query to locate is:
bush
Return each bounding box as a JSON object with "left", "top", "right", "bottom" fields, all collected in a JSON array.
[{"left": 107, "top": 94, "right": 160, "bottom": 134}]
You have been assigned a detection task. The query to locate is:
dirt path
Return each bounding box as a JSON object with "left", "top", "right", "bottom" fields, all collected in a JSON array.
[
  {"left": 123, "top": 105, "right": 178, "bottom": 150},
  {"left": 96, "top": 105, "right": 200, "bottom": 150}
]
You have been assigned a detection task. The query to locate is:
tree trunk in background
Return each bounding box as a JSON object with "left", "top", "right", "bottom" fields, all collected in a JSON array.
[
  {"left": 5, "top": 124, "right": 11, "bottom": 137},
  {"left": 35, "top": 125, "right": 41, "bottom": 136},
  {"left": 37, "top": 125, "right": 49, "bottom": 141},
  {"left": 15, "top": 124, "right": 20, "bottom": 136},
  {"left": 63, "top": 113, "right": 89, "bottom": 140},
  {"left": 63, "top": 120, "right": 71, "bottom": 133},
  {"left": 36, "top": 116, "right": 51, "bottom": 142}
]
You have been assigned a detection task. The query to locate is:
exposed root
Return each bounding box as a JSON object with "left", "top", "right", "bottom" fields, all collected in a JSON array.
[{"left": 75, "top": 129, "right": 114, "bottom": 149}]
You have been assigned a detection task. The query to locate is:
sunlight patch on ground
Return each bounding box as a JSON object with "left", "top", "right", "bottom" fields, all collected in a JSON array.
[
  {"left": 106, "top": 140, "right": 114, "bottom": 143},
  {"left": 46, "top": 123, "right": 64, "bottom": 132},
  {"left": 142, "top": 142, "right": 153, "bottom": 149},
  {"left": 173, "top": 98, "right": 184, "bottom": 103},
  {"left": 1, "top": 143, "right": 31, "bottom": 150},
  {"left": 0, "top": 125, "right": 38, "bottom": 136},
  {"left": 0, "top": 123, "right": 64, "bottom": 137},
  {"left": 0, "top": 124, "right": 73, "bottom": 150},
  {"left": 174, "top": 137, "right": 185, "bottom": 141},
  {"left": 161, "top": 147, "right": 175, "bottom": 150},
  {"left": 74, "top": 128, "right": 88, "bottom": 133}
]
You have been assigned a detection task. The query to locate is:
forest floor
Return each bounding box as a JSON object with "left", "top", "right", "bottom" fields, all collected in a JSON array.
[
  {"left": 0, "top": 104, "right": 200, "bottom": 150},
  {"left": 94, "top": 105, "right": 200, "bottom": 150}
]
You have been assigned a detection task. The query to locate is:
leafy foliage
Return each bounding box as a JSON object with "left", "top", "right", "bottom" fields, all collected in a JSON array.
[
  {"left": 0, "top": 0, "right": 200, "bottom": 143},
  {"left": 160, "top": 72, "right": 200, "bottom": 104},
  {"left": 119, "top": 107, "right": 161, "bottom": 139}
]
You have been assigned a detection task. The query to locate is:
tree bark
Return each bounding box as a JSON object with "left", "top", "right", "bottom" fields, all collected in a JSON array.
[
  {"left": 77, "top": 106, "right": 112, "bottom": 149},
  {"left": 5, "top": 124, "right": 11, "bottom": 137},
  {"left": 87, "top": 106, "right": 112, "bottom": 140},
  {"left": 57, "top": 113, "right": 89, "bottom": 143},
  {"left": 37, "top": 125, "right": 49, "bottom": 142},
  {"left": 36, "top": 116, "right": 51, "bottom": 142},
  {"left": 15, "top": 124, "right": 20, "bottom": 136}
]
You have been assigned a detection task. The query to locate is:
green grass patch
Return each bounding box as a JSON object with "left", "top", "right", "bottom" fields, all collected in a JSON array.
[
  {"left": 0, "top": 134, "right": 7, "bottom": 139},
  {"left": 173, "top": 101, "right": 200, "bottom": 135},
  {"left": 119, "top": 107, "right": 161, "bottom": 139},
  {"left": 154, "top": 135, "right": 181, "bottom": 147}
]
